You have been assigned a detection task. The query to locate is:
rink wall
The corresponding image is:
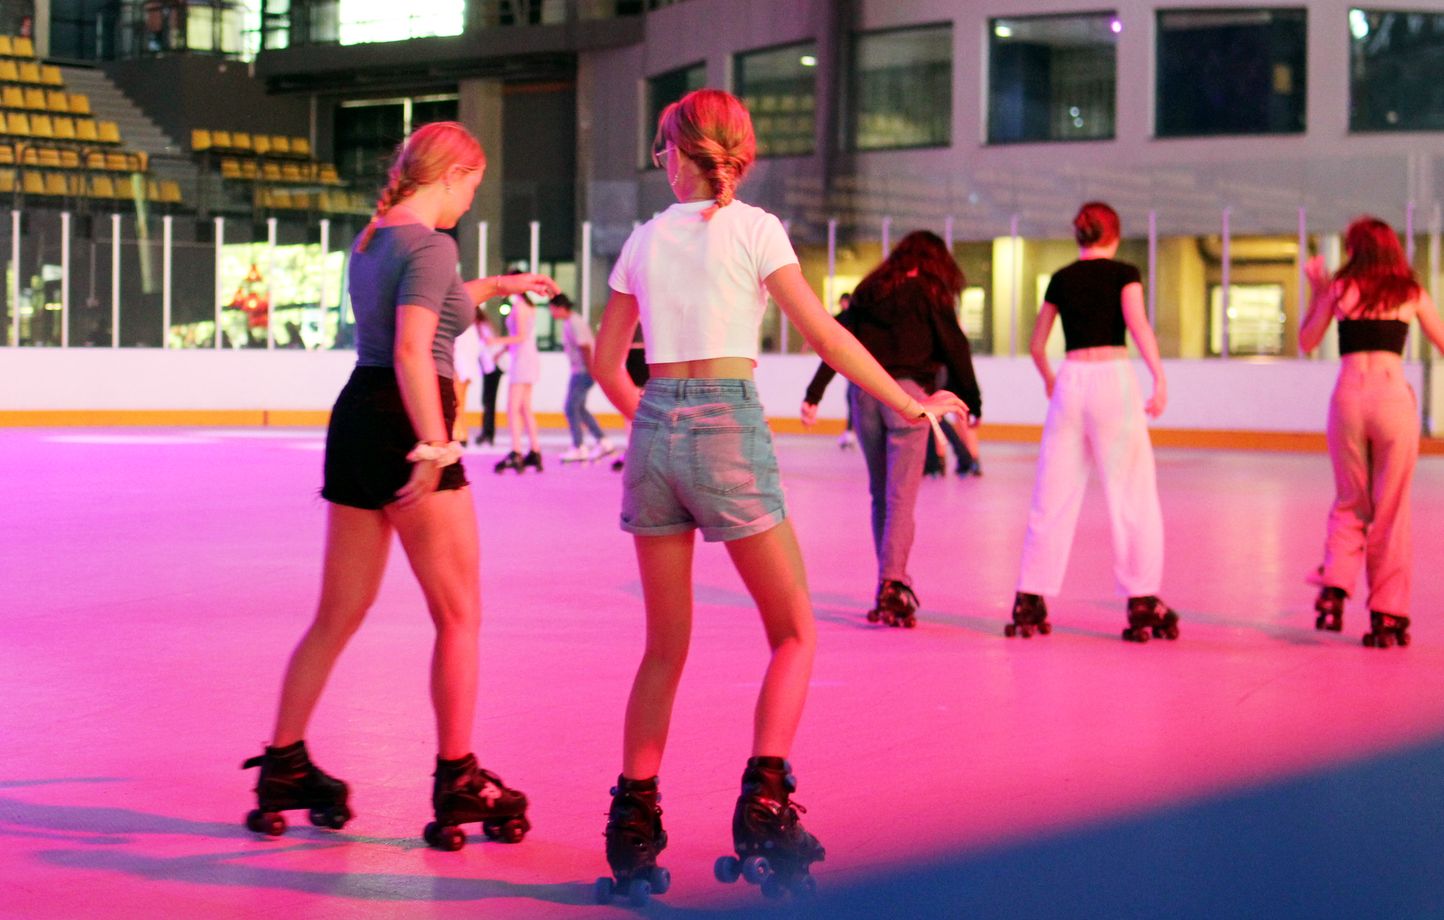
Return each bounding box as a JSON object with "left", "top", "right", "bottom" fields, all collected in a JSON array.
[{"left": 1, "top": 348, "right": 1439, "bottom": 451}]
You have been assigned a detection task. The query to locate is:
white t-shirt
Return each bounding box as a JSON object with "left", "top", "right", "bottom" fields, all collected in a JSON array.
[
  {"left": 562, "top": 312, "right": 594, "bottom": 374},
  {"left": 608, "top": 199, "right": 798, "bottom": 363}
]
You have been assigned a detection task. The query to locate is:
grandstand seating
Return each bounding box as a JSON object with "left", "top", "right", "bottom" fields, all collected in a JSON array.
[{"left": 192, "top": 126, "right": 366, "bottom": 214}]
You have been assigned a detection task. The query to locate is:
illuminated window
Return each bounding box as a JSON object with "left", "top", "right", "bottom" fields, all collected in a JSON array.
[
  {"left": 1210, "top": 284, "right": 1287, "bottom": 356},
  {"left": 989, "top": 12, "right": 1118, "bottom": 144},
  {"left": 338, "top": 0, "right": 464, "bottom": 46},
  {"left": 1350, "top": 9, "right": 1444, "bottom": 132},
  {"left": 850, "top": 24, "right": 952, "bottom": 151},
  {"left": 736, "top": 42, "right": 818, "bottom": 157}
]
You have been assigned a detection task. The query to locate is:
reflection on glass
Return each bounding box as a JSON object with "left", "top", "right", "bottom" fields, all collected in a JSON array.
[
  {"left": 1350, "top": 9, "right": 1444, "bottom": 132},
  {"left": 1156, "top": 9, "right": 1307, "bottom": 137},
  {"left": 851, "top": 24, "right": 952, "bottom": 150},
  {"left": 1210, "top": 284, "right": 1287, "bottom": 356},
  {"left": 736, "top": 42, "right": 818, "bottom": 157},
  {"left": 337, "top": 0, "right": 463, "bottom": 45},
  {"left": 989, "top": 12, "right": 1118, "bottom": 144}
]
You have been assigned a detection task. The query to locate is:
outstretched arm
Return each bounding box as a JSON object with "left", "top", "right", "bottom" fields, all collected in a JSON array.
[
  {"left": 594, "top": 290, "right": 642, "bottom": 420},
  {"left": 1120, "top": 283, "right": 1167, "bottom": 417},
  {"left": 1298, "top": 256, "right": 1337, "bottom": 354},
  {"left": 766, "top": 264, "right": 969, "bottom": 422}
]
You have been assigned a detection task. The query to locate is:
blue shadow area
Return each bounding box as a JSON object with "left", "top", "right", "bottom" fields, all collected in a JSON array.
[{"left": 716, "top": 735, "right": 1444, "bottom": 919}]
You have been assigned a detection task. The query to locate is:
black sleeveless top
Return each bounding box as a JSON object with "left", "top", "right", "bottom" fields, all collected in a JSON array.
[
  {"left": 1043, "top": 258, "right": 1141, "bottom": 351},
  {"left": 1337, "top": 318, "right": 1408, "bottom": 355}
]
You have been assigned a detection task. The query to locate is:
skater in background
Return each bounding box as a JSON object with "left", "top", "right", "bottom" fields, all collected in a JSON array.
[
  {"left": 473, "top": 304, "right": 505, "bottom": 446},
  {"left": 801, "top": 230, "right": 982, "bottom": 628},
  {"left": 1009, "top": 201, "right": 1174, "bottom": 642},
  {"left": 592, "top": 89, "right": 967, "bottom": 905},
  {"left": 491, "top": 274, "right": 543, "bottom": 473},
  {"left": 451, "top": 314, "right": 478, "bottom": 443},
  {"left": 550, "top": 292, "right": 617, "bottom": 462},
  {"left": 924, "top": 366, "right": 983, "bottom": 477},
  {"left": 1300, "top": 216, "right": 1444, "bottom": 648},
  {"left": 243, "top": 123, "right": 558, "bottom": 846},
  {"left": 834, "top": 292, "right": 857, "bottom": 449}
]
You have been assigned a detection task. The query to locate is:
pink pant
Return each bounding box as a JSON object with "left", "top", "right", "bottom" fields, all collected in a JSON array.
[
  {"left": 1017, "top": 360, "right": 1164, "bottom": 598},
  {"left": 1319, "top": 365, "right": 1418, "bottom": 615}
]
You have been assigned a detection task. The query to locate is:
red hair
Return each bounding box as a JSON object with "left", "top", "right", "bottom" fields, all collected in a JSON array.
[
  {"left": 1073, "top": 201, "right": 1120, "bottom": 247},
  {"left": 357, "top": 121, "right": 485, "bottom": 251},
  {"left": 1335, "top": 216, "right": 1421, "bottom": 315},
  {"left": 860, "top": 230, "right": 966, "bottom": 310},
  {"left": 655, "top": 89, "right": 756, "bottom": 220}
]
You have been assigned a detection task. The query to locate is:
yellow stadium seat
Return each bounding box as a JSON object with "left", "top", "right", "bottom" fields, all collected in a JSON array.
[
  {"left": 280, "top": 162, "right": 303, "bottom": 182},
  {"left": 220, "top": 158, "right": 241, "bottom": 180},
  {"left": 6, "top": 111, "right": 30, "bottom": 136},
  {"left": 232, "top": 131, "right": 252, "bottom": 151},
  {"left": 74, "top": 118, "right": 98, "bottom": 142},
  {"left": 0, "top": 36, "right": 13, "bottom": 56},
  {"left": 18, "top": 61, "right": 40, "bottom": 83},
  {"left": 45, "top": 89, "right": 67, "bottom": 111},
  {"left": 115, "top": 176, "right": 135, "bottom": 200},
  {"left": 290, "top": 137, "right": 311, "bottom": 157},
  {"left": 36, "top": 146, "right": 61, "bottom": 168},
  {"left": 40, "top": 65, "right": 62, "bottom": 86},
  {"left": 0, "top": 169, "right": 13, "bottom": 194},
  {"left": 0, "top": 143, "right": 11, "bottom": 165},
  {"left": 67, "top": 93, "right": 90, "bottom": 115},
  {"left": 28, "top": 113, "right": 53, "bottom": 137},
  {"left": 20, "top": 145, "right": 38, "bottom": 165},
  {"left": 251, "top": 134, "right": 271, "bottom": 155},
  {"left": 269, "top": 135, "right": 290, "bottom": 155},
  {"left": 43, "top": 171, "right": 67, "bottom": 196},
  {"left": 2, "top": 86, "right": 23, "bottom": 109},
  {"left": 269, "top": 189, "right": 292, "bottom": 209},
  {"left": 23, "top": 86, "right": 46, "bottom": 109},
  {"left": 97, "top": 120, "right": 121, "bottom": 144},
  {"left": 105, "top": 151, "right": 129, "bottom": 171},
  {"left": 90, "top": 175, "right": 116, "bottom": 199},
  {"left": 211, "top": 129, "right": 232, "bottom": 149},
  {"left": 191, "top": 128, "right": 211, "bottom": 151},
  {"left": 22, "top": 170, "right": 43, "bottom": 195},
  {"left": 84, "top": 150, "right": 103, "bottom": 170},
  {"left": 14, "top": 37, "right": 34, "bottom": 57},
  {"left": 146, "top": 179, "right": 160, "bottom": 200},
  {"left": 160, "top": 180, "right": 181, "bottom": 203},
  {"left": 240, "top": 160, "right": 258, "bottom": 180},
  {"left": 318, "top": 164, "right": 340, "bottom": 184},
  {"left": 261, "top": 161, "right": 281, "bottom": 182},
  {"left": 0, "top": 60, "right": 18, "bottom": 82},
  {"left": 52, "top": 116, "right": 75, "bottom": 140},
  {"left": 132, "top": 151, "right": 148, "bottom": 171},
  {"left": 58, "top": 148, "right": 80, "bottom": 169}
]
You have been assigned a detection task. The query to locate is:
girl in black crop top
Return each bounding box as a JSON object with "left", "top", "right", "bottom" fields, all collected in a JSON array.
[
  {"left": 1298, "top": 216, "right": 1444, "bottom": 647},
  {"left": 1009, "top": 202, "right": 1177, "bottom": 643}
]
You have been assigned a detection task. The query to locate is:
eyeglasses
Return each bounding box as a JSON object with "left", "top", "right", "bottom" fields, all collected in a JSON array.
[{"left": 650, "top": 142, "right": 673, "bottom": 169}]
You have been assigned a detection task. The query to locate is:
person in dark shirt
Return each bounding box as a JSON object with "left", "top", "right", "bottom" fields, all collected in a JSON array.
[
  {"left": 802, "top": 230, "right": 981, "bottom": 627},
  {"left": 1009, "top": 202, "right": 1174, "bottom": 642}
]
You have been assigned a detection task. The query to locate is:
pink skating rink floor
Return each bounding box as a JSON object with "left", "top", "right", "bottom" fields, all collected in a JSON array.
[{"left": 3, "top": 426, "right": 1444, "bottom": 919}]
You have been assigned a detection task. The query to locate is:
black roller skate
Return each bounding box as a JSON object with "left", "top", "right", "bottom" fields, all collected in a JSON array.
[
  {"left": 242, "top": 739, "right": 351, "bottom": 836},
  {"left": 1314, "top": 586, "right": 1346, "bottom": 632},
  {"left": 1005, "top": 592, "right": 1050, "bottom": 638},
  {"left": 1122, "top": 595, "right": 1180, "bottom": 643},
  {"left": 422, "top": 753, "right": 530, "bottom": 851},
  {"left": 522, "top": 449, "right": 543, "bottom": 473},
  {"left": 866, "top": 580, "right": 919, "bottom": 628},
  {"left": 1363, "top": 611, "right": 1411, "bottom": 648},
  {"left": 493, "top": 451, "right": 524, "bottom": 474},
  {"left": 595, "top": 775, "right": 670, "bottom": 907},
  {"left": 714, "top": 757, "right": 825, "bottom": 900}
]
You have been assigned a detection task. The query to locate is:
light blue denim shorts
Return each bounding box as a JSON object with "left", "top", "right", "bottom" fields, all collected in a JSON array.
[{"left": 620, "top": 378, "right": 786, "bottom": 542}]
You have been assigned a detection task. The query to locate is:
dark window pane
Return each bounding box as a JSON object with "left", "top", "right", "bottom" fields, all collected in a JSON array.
[
  {"left": 736, "top": 42, "right": 818, "bottom": 157},
  {"left": 989, "top": 13, "right": 1119, "bottom": 144},
  {"left": 1156, "top": 9, "right": 1307, "bottom": 137},
  {"left": 1351, "top": 9, "right": 1444, "bottom": 132},
  {"left": 335, "top": 102, "right": 405, "bottom": 186},
  {"left": 851, "top": 24, "right": 952, "bottom": 151},
  {"left": 644, "top": 63, "right": 706, "bottom": 167}
]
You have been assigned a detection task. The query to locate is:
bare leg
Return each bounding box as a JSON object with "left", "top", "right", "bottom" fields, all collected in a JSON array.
[
  {"left": 506, "top": 384, "right": 523, "bottom": 454},
  {"left": 622, "top": 531, "right": 695, "bottom": 779},
  {"left": 386, "top": 488, "right": 483, "bottom": 760},
  {"left": 724, "top": 521, "right": 817, "bottom": 758},
  {"left": 518, "top": 383, "right": 539, "bottom": 453},
  {"left": 272, "top": 504, "right": 392, "bottom": 746}
]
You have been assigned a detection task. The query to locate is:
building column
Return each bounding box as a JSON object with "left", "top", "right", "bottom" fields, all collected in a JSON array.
[{"left": 458, "top": 77, "right": 504, "bottom": 280}]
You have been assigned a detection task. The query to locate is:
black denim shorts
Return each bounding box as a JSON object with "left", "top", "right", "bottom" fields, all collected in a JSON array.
[{"left": 321, "top": 366, "right": 469, "bottom": 510}]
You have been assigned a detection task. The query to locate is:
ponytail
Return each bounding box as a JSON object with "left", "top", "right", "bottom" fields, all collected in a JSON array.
[{"left": 656, "top": 89, "right": 756, "bottom": 221}]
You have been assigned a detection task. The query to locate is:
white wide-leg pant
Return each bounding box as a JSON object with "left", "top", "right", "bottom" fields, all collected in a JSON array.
[{"left": 1016, "top": 360, "right": 1164, "bottom": 598}]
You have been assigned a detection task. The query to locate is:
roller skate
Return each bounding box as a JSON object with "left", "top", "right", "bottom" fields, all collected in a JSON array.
[
  {"left": 595, "top": 775, "right": 670, "bottom": 907},
  {"left": 422, "top": 753, "right": 530, "bottom": 851},
  {"left": 714, "top": 757, "right": 825, "bottom": 900},
  {"left": 1122, "top": 595, "right": 1180, "bottom": 643},
  {"left": 242, "top": 740, "right": 351, "bottom": 836},
  {"left": 1363, "top": 611, "right": 1411, "bottom": 648},
  {"left": 1005, "top": 592, "right": 1050, "bottom": 638},
  {"left": 493, "top": 451, "right": 524, "bottom": 474},
  {"left": 866, "top": 579, "right": 919, "bottom": 628},
  {"left": 522, "top": 449, "right": 543, "bottom": 473},
  {"left": 590, "top": 438, "right": 619, "bottom": 461},
  {"left": 559, "top": 445, "right": 591, "bottom": 463},
  {"left": 1314, "top": 586, "right": 1346, "bottom": 632}
]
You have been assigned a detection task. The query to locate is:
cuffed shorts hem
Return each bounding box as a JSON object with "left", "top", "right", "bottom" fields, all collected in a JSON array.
[{"left": 621, "top": 505, "right": 788, "bottom": 543}]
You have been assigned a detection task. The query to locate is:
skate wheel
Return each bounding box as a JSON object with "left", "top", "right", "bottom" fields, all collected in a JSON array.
[
  {"left": 902, "top": 616, "right": 917, "bottom": 629},
  {"left": 1398, "top": 631, "right": 1411, "bottom": 647},
  {"left": 493, "top": 818, "right": 527, "bottom": 843},
  {"left": 714, "top": 855, "right": 741, "bottom": 884},
  {"left": 648, "top": 865, "right": 671, "bottom": 895},
  {"left": 1020, "top": 625, "right": 1033, "bottom": 638},
  {"left": 867, "top": 609, "right": 881, "bottom": 623},
  {"left": 246, "top": 809, "right": 286, "bottom": 837},
  {"left": 1165, "top": 625, "right": 1180, "bottom": 641},
  {"left": 741, "top": 855, "right": 771, "bottom": 885},
  {"left": 1004, "top": 623, "right": 1017, "bottom": 637},
  {"left": 1038, "top": 622, "right": 1051, "bottom": 635},
  {"left": 424, "top": 821, "right": 465, "bottom": 851},
  {"left": 761, "top": 876, "right": 786, "bottom": 899},
  {"left": 594, "top": 876, "right": 615, "bottom": 905},
  {"left": 626, "top": 878, "right": 652, "bottom": 907},
  {"left": 308, "top": 805, "right": 350, "bottom": 830},
  {"left": 1314, "top": 614, "right": 1327, "bottom": 631},
  {"left": 1363, "top": 632, "right": 1376, "bottom": 647}
]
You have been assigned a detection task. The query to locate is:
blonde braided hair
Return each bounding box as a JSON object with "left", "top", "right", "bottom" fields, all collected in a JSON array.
[
  {"left": 656, "top": 89, "right": 756, "bottom": 221},
  {"left": 357, "top": 121, "right": 485, "bottom": 251}
]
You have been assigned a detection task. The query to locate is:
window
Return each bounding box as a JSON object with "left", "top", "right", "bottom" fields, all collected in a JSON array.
[
  {"left": 850, "top": 24, "right": 952, "bottom": 151},
  {"left": 336, "top": 95, "right": 459, "bottom": 186},
  {"left": 1350, "top": 9, "right": 1444, "bottom": 132},
  {"left": 1156, "top": 9, "right": 1307, "bottom": 137},
  {"left": 735, "top": 42, "right": 818, "bottom": 157},
  {"left": 644, "top": 63, "right": 706, "bottom": 167},
  {"left": 989, "top": 13, "right": 1119, "bottom": 144},
  {"left": 336, "top": 0, "right": 462, "bottom": 46},
  {"left": 1210, "top": 284, "right": 1287, "bottom": 356}
]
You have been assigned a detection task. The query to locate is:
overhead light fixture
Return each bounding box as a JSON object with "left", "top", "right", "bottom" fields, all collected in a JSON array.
[
  {"left": 1349, "top": 9, "right": 1369, "bottom": 40},
  {"left": 994, "top": 24, "right": 1013, "bottom": 39},
  {"left": 799, "top": 54, "right": 817, "bottom": 67},
  {"left": 1111, "top": 18, "right": 1123, "bottom": 34}
]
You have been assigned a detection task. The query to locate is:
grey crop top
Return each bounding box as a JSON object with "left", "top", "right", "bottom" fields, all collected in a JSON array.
[{"left": 350, "top": 224, "right": 472, "bottom": 378}]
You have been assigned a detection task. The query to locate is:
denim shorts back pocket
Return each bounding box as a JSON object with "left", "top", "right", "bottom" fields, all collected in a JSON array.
[
  {"left": 623, "top": 420, "right": 660, "bottom": 488},
  {"left": 690, "top": 425, "right": 758, "bottom": 496}
]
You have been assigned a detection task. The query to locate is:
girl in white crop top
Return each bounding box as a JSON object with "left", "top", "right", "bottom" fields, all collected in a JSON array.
[{"left": 592, "top": 89, "right": 967, "bottom": 896}]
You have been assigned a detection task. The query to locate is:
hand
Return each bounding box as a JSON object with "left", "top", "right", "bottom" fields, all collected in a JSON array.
[
  {"left": 1304, "top": 255, "right": 1330, "bottom": 291},
  {"left": 1145, "top": 377, "right": 1167, "bottom": 418},
  {"left": 967, "top": 413, "right": 981, "bottom": 429},
  {"left": 916, "top": 390, "right": 969, "bottom": 423},
  {"left": 800, "top": 401, "right": 819, "bottom": 428},
  {"left": 496, "top": 273, "right": 560, "bottom": 300},
  {"left": 393, "top": 457, "right": 443, "bottom": 508}
]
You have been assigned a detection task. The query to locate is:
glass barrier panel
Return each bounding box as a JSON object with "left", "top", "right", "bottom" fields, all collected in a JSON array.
[{"left": 170, "top": 219, "right": 220, "bottom": 348}]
